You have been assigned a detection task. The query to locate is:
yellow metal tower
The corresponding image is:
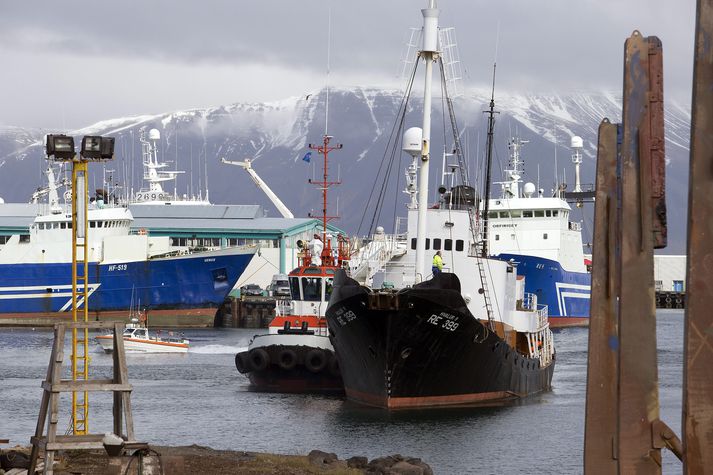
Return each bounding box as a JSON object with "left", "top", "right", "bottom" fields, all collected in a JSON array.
[{"left": 70, "top": 160, "right": 90, "bottom": 435}]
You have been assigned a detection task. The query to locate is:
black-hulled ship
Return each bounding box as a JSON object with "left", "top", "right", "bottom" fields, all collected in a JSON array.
[
  {"left": 235, "top": 135, "right": 348, "bottom": 393},
  {"left": 324, "top": 0, "right": 555, "bottom": 409}
]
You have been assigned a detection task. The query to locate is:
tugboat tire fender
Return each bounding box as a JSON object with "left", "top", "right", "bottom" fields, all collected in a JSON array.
[
  {"left": 235, "top": 352, "right": 250, "bottom": 374},
  {"left": 305, "top": 349, "right": 327, "bottom": 373},
  {"left": 328, "top": 355, "right": 340, "bottom": 376},
  {"left": 278, "top": 349, "right": 298, "bottom": 370},
  {"left": 249, "top": 348, "right": 270, "bottom": 371}
]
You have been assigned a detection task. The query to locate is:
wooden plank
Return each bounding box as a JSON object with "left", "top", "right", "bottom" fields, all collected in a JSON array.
[
  {"left": 617, "top": 31, "right": 663, "bottom": 472},
  {"left": 63, "top": 321, "right": 126, "bottom": 329},
  {"left": 584, "top": 120, "right": 620, "bottom": 474},
  {"left": 114, "top": 323, "right": 135, "bottom": 440},
  {"left": 683, "top": 1, "right": 713, "bottom": 472},
  {"left": 42, "top": 380, "right": 132, "bottom": 392}
]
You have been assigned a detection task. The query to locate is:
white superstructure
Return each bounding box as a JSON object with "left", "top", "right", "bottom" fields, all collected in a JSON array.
[{"left": 486, "top": 138, "right": 587, "bottom": 273}]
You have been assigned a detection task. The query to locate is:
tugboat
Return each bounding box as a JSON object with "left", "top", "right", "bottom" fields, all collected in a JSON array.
[
  {"left": 234, "top": 135, "right": 349, "bottom": 393},
  {"left": 324, "top": 0, "right": 555, "bottom": 409}
]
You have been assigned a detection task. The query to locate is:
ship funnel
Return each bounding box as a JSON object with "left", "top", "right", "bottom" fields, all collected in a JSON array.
[{"left": 403, "top": 127, "right": 423, "bottom": 157}]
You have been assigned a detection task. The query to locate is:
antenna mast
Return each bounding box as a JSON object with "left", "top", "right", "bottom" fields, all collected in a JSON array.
[{"left": 481, "top": 62, "right": 499, "bottom": 257}]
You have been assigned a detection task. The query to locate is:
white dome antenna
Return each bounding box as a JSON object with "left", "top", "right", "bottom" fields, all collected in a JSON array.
[
  {"left": 523, "top": 182, "right": 536, "bottom": 198},
  {"left": 149, "top": 129, "right": 161, "bottom": 141},
  {"left": 402, "top": 127, "right": 423, "bottom": 157}
]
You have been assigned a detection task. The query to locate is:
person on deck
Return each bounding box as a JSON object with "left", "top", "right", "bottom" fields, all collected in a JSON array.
[
  {"left": 309, "top": 233, "right": 324, "bottom": 266},
  {"left": 432, "top": 251, "right": 444, "bottom": 276}
]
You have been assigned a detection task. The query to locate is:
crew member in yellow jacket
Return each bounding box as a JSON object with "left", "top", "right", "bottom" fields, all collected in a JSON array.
[{"left": 432, "top": 251, "right": 444, "bottom": 276}]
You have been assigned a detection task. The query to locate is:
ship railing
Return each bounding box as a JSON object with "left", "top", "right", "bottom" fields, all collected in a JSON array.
[
  {"left": 537, "top": 304, "right": 549, "bottom": 330},
  {"left": 275, "top": 299, "right": 292, "bottom": 317},
  {"left": 350, "top": 233, "right": 403, "bottom": 284}
]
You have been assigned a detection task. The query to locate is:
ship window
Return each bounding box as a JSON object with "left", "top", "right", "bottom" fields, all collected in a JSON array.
[
  {"left": 552, "top": 210, "right": 559, "bottom": 217},
  {"left": 37, "top": 223, "right": 43, "bottom": 230},
  {"left": 444, "top": 239, "right": 453, "bottom": 251},
  {"left": 523, "top": 210, "right": 533, "bottom": 218},
  {"left": 455, "top": 240, "right": 464, "bottom": 252},
  {"left": 545, "top": 210, "right": 551, "bottom": 217},
  {"left": 289, "top": 277, "right": 301, "bottom": 300},
  {"left": 535, "top": 210, "right": 544, "bottom": 217},
  {"left": 301, "top": 277, "right": 322, "bottom": 302},
  {"left": 68, "top": 222, "right": 72, "bottom": 229},
  {"left": 20, "top": 234, "right": 30, "bottom": 243},
  {"left": 510, "top": 210, "right": 522, "bottom": 218},
  {"left": 488, "top": 211, "right": 498, "bottom": 219},
  {"left": 325, "top": 278, "right": 334, "bottom": 300},
  {"left": 60, "top": 222, "right": 66, "bottom": 229},
  {"left": 433, "top": 238, "right": 441, "bottom": 250},
  {"left": 411, "top": 238, "right": 417, "bottom": 250},
  {"left": 543, "top": 233, "right": 548, "bottom": 239},
  {"left": 90, "top": 221, "right": 96, "bottom": 228},
  {"left": 499, "top": 211, "right": 509, "bottom": 218},
  {"left": 495, "top": 235, "right": 500, "bottom": 241},
  {"left": 425, "top": 238, "right": 430, "bottom": 250}
]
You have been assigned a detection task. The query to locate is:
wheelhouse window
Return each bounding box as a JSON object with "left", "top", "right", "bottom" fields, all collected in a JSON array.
[
  {"left": 523, "top": 210, "right": 533, "bottom": 218},
  {"left": 455, "top": 240, "right": 464, "bottom": 252},
  {"left": 488, "top": 211, "right": 498, "bottom": 219},
  {"left": 552, "top": 210, "right": 559, "bottom": 217},
  {"left": 289, "top": 277, "right": 301, "bottom": 300},
  {"left": 433, "top": 238, "right": 441, "bottom": 251},
  {"left": 545, "top": 210, "right": 552, "bottom": 217},
  {"left": 535, "top": 210, "right": 544, "bottom": 217},
  {"left": 301, "top": 277, "right": 322, "bottom": 302},
  {"left": 444, "top": 239, "right": 453, "bottom": 251},
  {"left": 499, "top": 211, "right": 509, "bottom": 218},
  {"left": 510, "top": 210, "right": 522, "bottom": 218}
]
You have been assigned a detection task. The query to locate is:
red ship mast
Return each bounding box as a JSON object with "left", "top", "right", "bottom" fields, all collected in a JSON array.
[{"left": 305, "top": 135, "right": 348, "bottom": 268}]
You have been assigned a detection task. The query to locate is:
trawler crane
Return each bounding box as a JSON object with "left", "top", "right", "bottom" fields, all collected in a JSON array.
[{"left": 221, "top": 158, "right": 295, "bottom": 219}]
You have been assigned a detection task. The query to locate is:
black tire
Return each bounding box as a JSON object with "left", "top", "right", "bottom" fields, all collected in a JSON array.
[
  {"left": 249, "top": 348, "right": 270, "bottom": 371},
  {"left": 278, "top": 349, "right": 298, "bottom": 370},
  {"left": 305, "top": 349, "right": 327, "bottom": 373},
  {"left": 235, "top": 352, "right": 249, "bottom": 374},
  {"left": 328, "top": 354, "right": 341, "bottom": 376}
]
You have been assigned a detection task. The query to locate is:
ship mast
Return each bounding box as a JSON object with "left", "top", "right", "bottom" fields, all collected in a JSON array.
[
  {"left": 414, "top": 0, "right": 440, "bottom": 282},
  {"left": 481, "top": 62, "right": 498, "bottom": 257},
  {"left": 308, "top": 2, "right": 342, "bottom": 258}
]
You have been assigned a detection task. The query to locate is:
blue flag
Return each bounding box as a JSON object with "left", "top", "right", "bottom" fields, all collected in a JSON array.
[{"left": 302, "top": 151, "right": 312, "bottom": 163}]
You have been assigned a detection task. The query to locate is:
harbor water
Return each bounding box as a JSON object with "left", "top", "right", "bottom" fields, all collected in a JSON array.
[{"left": 0, "top": 310, "right": 684, "bottom": 474}]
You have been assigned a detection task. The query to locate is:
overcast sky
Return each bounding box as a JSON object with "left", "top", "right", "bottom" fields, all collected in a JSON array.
[{"left": 0, "top": 1, "right": 696, "bottom": 130}]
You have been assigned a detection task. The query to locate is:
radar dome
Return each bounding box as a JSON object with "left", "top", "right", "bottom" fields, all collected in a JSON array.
[
  {"left": 376, "top": 226, "right": 385, "bottom": 234},
  {"left": 402, "top": 127, "right": 423, "bottom": 157},
  {"left": 571, "top": 136, "right": 583, "bottom": 149},
  {"left": 149, "top": 128, "right": 161, "bottom": 141},
  {"left": 523, "top": 182, "right": 536, "bottom": 197}
]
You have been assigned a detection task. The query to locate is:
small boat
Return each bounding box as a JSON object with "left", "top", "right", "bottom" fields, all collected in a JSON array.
[{"left": 95, "top": 314, "right": 190, "bottom": 353}]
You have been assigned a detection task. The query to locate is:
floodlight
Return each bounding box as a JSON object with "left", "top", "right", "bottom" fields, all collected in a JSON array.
[
  {"left": 46, "top": 134, "right": 75, "bottom": 160},
  {"left": 81, "top": 136, "right": 114, "bottom": 160}
]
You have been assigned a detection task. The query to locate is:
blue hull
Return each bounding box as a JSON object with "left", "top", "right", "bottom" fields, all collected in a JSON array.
[
  {"left": 0, "top": 250, "right": 253, "bottom": 317},
  {"left": 496, "top": 253, "right": 591, "bottom": 326}
]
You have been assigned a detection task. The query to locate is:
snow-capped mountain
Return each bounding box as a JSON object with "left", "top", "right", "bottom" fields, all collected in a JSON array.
[{"left": 0, "top": 87, "right": 691, "bottom": 252}]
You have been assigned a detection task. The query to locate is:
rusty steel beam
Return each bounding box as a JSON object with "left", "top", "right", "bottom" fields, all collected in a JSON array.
[
  {"left": 617, "top": 31, "right": 665, "bottom": 472},
  {"left": 583, "top": 120, "right": 620, "bottom": 474},
  {"left": 683, "top": 0, "right": 713, "bottom": 472}
]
